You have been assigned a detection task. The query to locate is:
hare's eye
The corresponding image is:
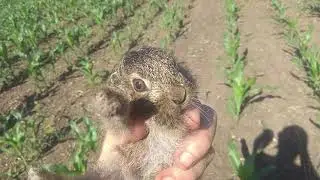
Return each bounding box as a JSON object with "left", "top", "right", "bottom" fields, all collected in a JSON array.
[{"left": 132, "top": 79, "right": 147, "bottom": 92}]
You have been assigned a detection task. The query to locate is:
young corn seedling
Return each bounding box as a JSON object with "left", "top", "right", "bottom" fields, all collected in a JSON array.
[
  {"left": 90, "top": 7, "right": 105, "bottom": 25},
  {"left": 226, "top": 60, "right": 261, "bottom": 120},
  {"left": 0, "top": 42, "right": 11, "bottom": 71},
  {"left": 27, "top": 49, "right": 47, "bottom": 91},
  {"left": 0, "top": 123, "right": 28, "bottom": 171},
  {"left": 65, "top": 27, "right": 80, "bottom": 49},
  {"left": 64, "top": 25, "right": 91, "bottom": 49},
  {"left": 0, "top": 110, "right": 22, "bottom": 136},
  {"left": 271, "top": 0, "right": 288, "bottom": 24},
  {"left": 160, "top": 0, "right": 184, "bottom": 48},
  {"left": 0, "top": 111, "right": 38, "bottom": 177},
  {"left": 149, "top": 0, "right": 168, "bottom": 12},
  {"left": 76, "top": 56, "right": 100, "bottom": 85},
  {"left": 271, "top": 0, "right": 320, "bottom": 98},
  {"left": 111, "top": 31, "right": 123, "bottom": 54},
  {"left": 304, "top": 47, "right": 320, "bottom": 96},
  {"left": 123, "top": 0, "right": 135, "bottom": 17},
  {"left": 229, "top": 139, "right": 256, "bottom": 180},
  {"left": 224, "top": 0, "right": 240, "bottom": 65},
  {"left": 224, "top": 28, "right": 241, "bottom": 65},
  {"left": 42, "top": 117, "right": 97, "bottom": 176},
  {"left": 228, "top": 139, "right": 275, "bottom": 180},
  {"left": 303, "top": 0, "right": 320, "bottom": 16},
  {"left": 224, "top": 0, "right": 261, "bottom": 120},
  {"left": 0, "top": 42, "right": 15, "bottom": 89},
  {"left": 0, "top": 102, "right": 96, "bottom": 179}
]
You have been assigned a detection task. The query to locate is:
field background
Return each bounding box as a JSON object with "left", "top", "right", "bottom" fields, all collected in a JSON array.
[{"left": 1, "top": 0, "right": 320, "bottom": 179}]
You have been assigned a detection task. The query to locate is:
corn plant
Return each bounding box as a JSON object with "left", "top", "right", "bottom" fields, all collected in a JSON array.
[
  {"left": 302, "top": 0, "right": 320, "bottom": 16},
  {"left": 42, "top": 117, "right": 97, "bottom": 176},
  {"left": 224, "top": 0, "right": 241, "bottom": 64},
  {"left": 224, "top": 0, "right": 240, "bottom": 65},
  {"left": 90, "top": 6, "right": 105, "bottom": 25},
  {"left": 76, "top": 56, "right": 100, "bottom": 85},
  {"left": 1, "top": 123, "right": 28, "bottom": 168},
  {"left": 27, "top": 49, "right": 48, "bottom": 90},
  {"left": 1, "top": 110, "right": 97, "bottom": 179},
  {"left": 126, "top": 26, "right": 134, "bottom": 44},
  {"left": 229, "top": 139, "right": 256, "bottom": 180},
  {"left": 0, "top": 42, "right": 11, "bottom": 70},
  {"left": 224, "top": 0, "right": 261, "bottom": 120},
  {"left": 271, "top": 0, "right": 320, "bottom": 98},
  {"left": 0, "top": 0, "right": 144, "bottom": 92},
  {"left": 123, "top": 0, "right": 135, "bottom": 17},
  {"left": 0, "top": 111, "right": 22, "bottom": 136},
  {"left": 149, "top": 0, "right": 168, "bottom": 11},
  {"left": 0, "top": 112, "right": 40, "bottom": 178},
  {"left": 226, "top": 60, "right": 261, "bottom": 120},
  {"left": 64, "top": 25, "right": 91, "bottom": 49},
  {"left": 111, "top": 31, "right": 123, "bottom": 54},
  {"left": 228, "top": 139, "right": 275, "bottom": 180},
  {"left": 271, "top": 0, "right": 288, "bottom": 24},
  {"left": 225, "top": 0, "right": 239, "bottom": 36},
  {"left": 0, "top": 42, "right": 15, "bottom": 90},
  {"left": 160, "top": 0, "right": 184, "bottom": 48}
]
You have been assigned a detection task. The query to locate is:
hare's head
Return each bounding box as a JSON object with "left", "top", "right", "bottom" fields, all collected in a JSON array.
[{"left": 106, "top": 46, "right": 197, "bottom": 127}]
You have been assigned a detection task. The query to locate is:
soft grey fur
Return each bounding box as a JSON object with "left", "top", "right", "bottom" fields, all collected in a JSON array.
[{"left": 28, "top": 46, "right": 203, "bottom": 180}]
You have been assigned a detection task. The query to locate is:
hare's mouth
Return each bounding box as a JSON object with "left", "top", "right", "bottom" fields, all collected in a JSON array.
[
  {"left": 129, "top": 98, "right": 157, "bottom": 121},
  {"left": 126, "top": 98, "right": 157, "bottom": 139}
]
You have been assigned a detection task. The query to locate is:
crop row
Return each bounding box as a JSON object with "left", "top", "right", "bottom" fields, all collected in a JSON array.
[
  {"left": 0, "top": 0, "right": 139, "bottom": 91},
  {"left": 0, "top": 0, "right": 188, "bottom": 178},
  {"left": 226, "top": 0, "right": 320, "bottom": 179}
]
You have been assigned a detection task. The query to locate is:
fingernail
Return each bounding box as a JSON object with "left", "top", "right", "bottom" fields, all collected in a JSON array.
[
  {"left": 162, "top": 177, "right": 175, "bottom": 180},
  {"left": 179, "top": 152, "right": 193, "bottom": 167}
]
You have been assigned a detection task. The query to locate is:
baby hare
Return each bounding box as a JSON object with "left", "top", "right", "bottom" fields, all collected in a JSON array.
[{"left": 28, "top": 46, "right": 216, "bottom": 180}]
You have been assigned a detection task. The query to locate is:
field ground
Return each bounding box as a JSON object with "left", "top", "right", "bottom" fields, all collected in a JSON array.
[{"left": 1, "top": 0, "right": 320, "bottom": 179}]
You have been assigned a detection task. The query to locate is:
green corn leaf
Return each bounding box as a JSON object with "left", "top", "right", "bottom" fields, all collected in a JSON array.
[
  {"left": 227, "top": 96, "right": 236, "bottom": 117},
  {"left": 1, "top": 42, "right": 8, "bottom": 60},
  {"left": 238, "top": 154, "right": 256, "bottom": 180},
  {"left": 249, "top": 88, "right": 262, "bottom": 98},
  {"left": 69, "top": 120, "right": 82, "bottom": 140},
  {"left": 228, "top": 139, "right": 242, "bottom": 174},
  {"left": 42, "top": 164, "right": 71, "bottom": 175}
]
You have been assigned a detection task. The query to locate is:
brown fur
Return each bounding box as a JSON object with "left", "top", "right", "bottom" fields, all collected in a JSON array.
[{"left": 28, "top": 47, "right": 212, "bottom": 180}]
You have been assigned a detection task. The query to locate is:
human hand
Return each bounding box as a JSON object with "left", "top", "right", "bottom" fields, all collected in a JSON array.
[
  {"left": 155, "top": 101, "right": 217, "bottom": 180},
  {"left": 99, "top": 101, "right": 217, "bottom": 180}
]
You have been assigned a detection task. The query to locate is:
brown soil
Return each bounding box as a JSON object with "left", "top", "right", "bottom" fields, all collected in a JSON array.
[
  {"left": 174, "top": 0, "right": 320, "bottom": 179},
  {"left": 1, "top": 0, "right": 320, "bottom": 179}
]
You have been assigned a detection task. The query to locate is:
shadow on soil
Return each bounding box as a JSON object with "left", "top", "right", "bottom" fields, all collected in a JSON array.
[
  {"left": 0, "top": 69, "right": 29, "bottom": 93},
  {"left": 241, "top": 125, "right": 319, "bottom": 180},
  {"left": 39, "top": 118, "right": 83, "bottom": 157},
  {"left": 0, "top": 84, "right": 59, "bottom": 137}
]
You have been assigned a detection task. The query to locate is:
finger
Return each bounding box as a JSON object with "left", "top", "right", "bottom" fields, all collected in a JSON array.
[
  {"left": 156, "top": 147, "right": 214, "bottom": 180},
  {"left": 174, "top": 129, "right": 212, "bottom": 170},
  {"left": 155, "top": 167, "right": 196, "bottom": 180},
  {"left": 183, "top": 102, "right": 217, "bottom": 134},
  {"left": 175, "top": 105, "right": 217, "bottom": 169},
  {"left": 183, "top": 108, "right": 201, "bottom": 130}
]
